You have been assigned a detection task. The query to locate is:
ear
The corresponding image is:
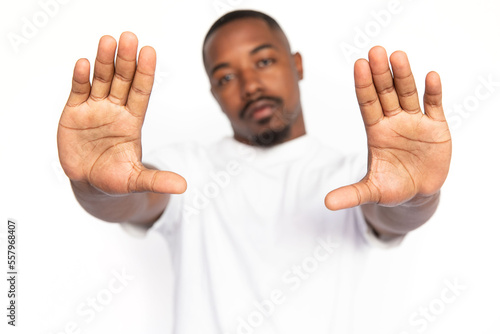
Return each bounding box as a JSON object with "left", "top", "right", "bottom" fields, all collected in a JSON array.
[{"left": 293, "top": 52, "right": 303, "bottom": 80}]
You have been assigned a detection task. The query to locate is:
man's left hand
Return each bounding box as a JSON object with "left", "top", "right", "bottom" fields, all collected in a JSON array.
[{"left": 325, "top": 46, "right": 452, "bottom": 210}]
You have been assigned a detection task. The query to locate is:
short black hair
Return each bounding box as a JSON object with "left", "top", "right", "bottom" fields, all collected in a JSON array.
[{"left": 202, "top": 10, "right": 288, "bottom": 66}]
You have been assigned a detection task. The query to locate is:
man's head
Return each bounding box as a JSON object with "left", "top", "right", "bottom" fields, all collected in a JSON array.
[{"left": 202, "top": 10, "right": 305, "bottom": 147}]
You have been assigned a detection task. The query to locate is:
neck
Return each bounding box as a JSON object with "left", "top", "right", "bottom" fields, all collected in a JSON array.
[{"left": 286, "top": 111, "right": 306, "bottom": 142}]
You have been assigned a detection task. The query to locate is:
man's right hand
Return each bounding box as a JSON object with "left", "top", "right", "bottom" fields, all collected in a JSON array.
[{"left": 57, "top": 32, "right": 186, "bottom": 196}]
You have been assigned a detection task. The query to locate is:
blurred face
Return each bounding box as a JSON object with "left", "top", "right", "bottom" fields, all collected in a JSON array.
[{"left": 204, "top": 18, "right": 305, "bottom": 146}]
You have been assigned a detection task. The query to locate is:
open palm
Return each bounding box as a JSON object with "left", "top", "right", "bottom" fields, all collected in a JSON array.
[
  {"left": 57, "top": 32, "right": 186, "bottom": 195},
  {"left": 325, "top": 46, "right": 452, "bottom": 210}
]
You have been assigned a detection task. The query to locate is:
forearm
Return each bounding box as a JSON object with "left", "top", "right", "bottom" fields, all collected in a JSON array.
[
  {"left": 361, "top": 190, "right": 440, "bottom": 239},
  {"left": 70, "top": 180, "right": 170, "bottom": 227}
]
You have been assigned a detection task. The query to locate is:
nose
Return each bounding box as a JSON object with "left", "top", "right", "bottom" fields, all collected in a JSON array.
[{"left": 239, "top": 68, "right": 263, "bottom": 100}]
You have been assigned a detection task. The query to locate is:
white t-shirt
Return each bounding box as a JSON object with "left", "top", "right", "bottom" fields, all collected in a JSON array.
[{"left": 144, "top": 133, "right": 404, "bottom": 334}]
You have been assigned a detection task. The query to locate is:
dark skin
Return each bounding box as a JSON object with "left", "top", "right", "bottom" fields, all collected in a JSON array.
[
  {"left": 203, "top": 18, "right": 305, "bottom": 147},
  {"left": 57, "top": 18, "right": 451, "bottom": 237}
]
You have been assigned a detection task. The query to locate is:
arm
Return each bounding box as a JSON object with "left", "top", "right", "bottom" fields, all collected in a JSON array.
[
  {"left": 325, "top": 46, "right": 452, "bottom": 240},
  {"left": 70, "top": 165, "right": 170, "bottom": 228},
  {"left": 57, "top": 32, "right": 186, "bottom": 228},
  {"left": 361, "top": 191, "right": 440, "bottom": 239}
]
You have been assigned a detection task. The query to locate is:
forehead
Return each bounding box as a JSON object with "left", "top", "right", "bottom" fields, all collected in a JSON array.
[{"left": 204, "top": 18, "right": 286, "bottom": 68}]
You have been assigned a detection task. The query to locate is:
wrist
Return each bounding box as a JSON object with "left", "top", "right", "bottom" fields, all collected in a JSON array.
[
  {"left": 70, "top": 179, "right": 128, "bottom": 199},
  {"left": 402, "top": 190, "right": 440, "bottom": 208},
  {"left": 70, "top": 180, "right": 102, "bottom": 204}
]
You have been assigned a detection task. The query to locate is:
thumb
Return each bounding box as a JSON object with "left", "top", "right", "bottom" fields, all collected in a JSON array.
[
  {"left": 129, "top": 167, "right": 187, "bottom": 194},
  {"left": 324, "top": 179, "right": 378, "bottom": 211}
]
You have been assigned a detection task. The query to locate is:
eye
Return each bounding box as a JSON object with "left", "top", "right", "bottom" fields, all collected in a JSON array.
[
  {"left": 218, "top": 73, "right": 235, "bottom": 86},
  {"left": 257, "top": 58, "right": 275, "bottom": 68}
]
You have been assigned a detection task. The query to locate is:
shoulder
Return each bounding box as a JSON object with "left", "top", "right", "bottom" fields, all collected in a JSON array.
[
  {"left": 307, "top": 135, "right": 365, "bottom": 172},
  {"left": 143, "top": 140, "right": 212, "bottom": 175}
]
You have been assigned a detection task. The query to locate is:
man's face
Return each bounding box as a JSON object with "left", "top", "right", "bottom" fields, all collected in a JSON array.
[{"left": 204, "top": 18, "right": 304, "bottom": 146}]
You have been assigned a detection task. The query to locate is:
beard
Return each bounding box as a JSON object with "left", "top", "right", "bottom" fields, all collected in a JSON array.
[
  {"left": 237, "top": 95, "right": 298, "bottom": 147},
  {"left": 249, "top": 123, "right": 291, "bottom": 147}
]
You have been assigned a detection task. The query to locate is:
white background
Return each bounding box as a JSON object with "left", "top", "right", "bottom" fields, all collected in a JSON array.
[{"left": 1, "top": 0, "right": 499, "bottom": 333}]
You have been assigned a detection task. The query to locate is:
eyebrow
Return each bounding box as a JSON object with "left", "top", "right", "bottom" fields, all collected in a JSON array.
[
  {"left": 250, "top": 43, "right": 276, "bottom": 55},
  {"left": 211, "top": 62, "right": 230, "bottom": 77},
  {"left": 210, "top": 43, "right": 278, "bottom": 77}
]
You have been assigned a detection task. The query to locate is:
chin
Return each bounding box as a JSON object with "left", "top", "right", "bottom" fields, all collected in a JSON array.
[{"left": 251, "top": 124, "right": 291, "bottom": 147}]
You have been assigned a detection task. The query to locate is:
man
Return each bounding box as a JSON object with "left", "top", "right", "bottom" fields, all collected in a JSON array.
[{"left": 57, "top": 10, "right": 451, "bottom": 334}]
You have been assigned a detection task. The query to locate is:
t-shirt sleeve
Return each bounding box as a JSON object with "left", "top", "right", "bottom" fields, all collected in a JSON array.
[
  {"left": 142, "top": 143, "right": 192, "bottom": 237},
  {"left": 348, "top": 153, "right": 406, "bottom": 249},
  {"left": 117, "top": 143, "right": 187, "bottom": 239},
  {"left": 149, "top": 191, "right": 184, "bottom": 237},
  {"left": 352, "top": 205, "right": 406, "bottom": 249},
  {"left": 118, "top": 185, "right": 184, "bottom": 239}
]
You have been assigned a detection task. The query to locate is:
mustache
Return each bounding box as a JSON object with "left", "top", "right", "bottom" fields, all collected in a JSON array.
[{"left": 239, "top": 96, "right": 283, "bottom": 119}]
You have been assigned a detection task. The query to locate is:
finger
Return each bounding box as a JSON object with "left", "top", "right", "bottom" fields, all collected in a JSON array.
[
  {"left": 130, "top": 168, "right": 188, "bottom": 194},
  {"left": 354, "top": 58, "right": 384, "bottom": 127},
  {"left": 109, "top": 32, "right": 138, "bottom": 105},
  {"left": 126, "top": 46, "right": 156, "bottom": 118},
  {"left": 324, "top": 180, "right": 379, "bottom": 211},
  {"left": 66, "top": 58, "right": 91, "bottom": 107},
  {"left": 390, "top": 51, "right": 421, "bottom": 113},
  {"left": 90, "top": 35, "right": 117, "bottom": 100},
  {"left": 368, "top": 46, "right": 401, "bottom": 116},
  {"left": 423, "top": 71, "right": 446, "bottom": 121}
]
